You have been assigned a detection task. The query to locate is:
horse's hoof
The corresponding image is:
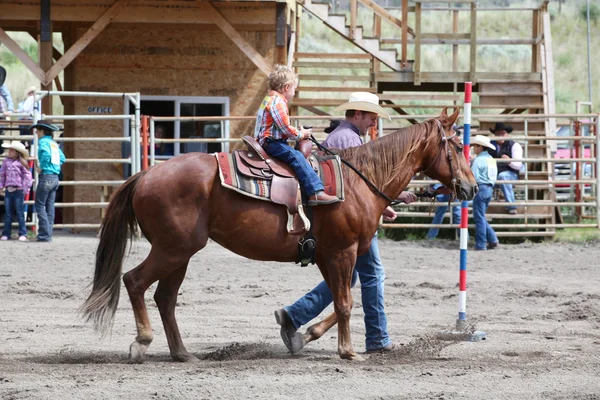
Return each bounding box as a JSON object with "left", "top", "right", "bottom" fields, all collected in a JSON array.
[
  {"left": 172, "top": 353, "right": 199, "bottom": 363},
  {"left": 290, "top": 332, "right": 306, "bottom": 354},
  {"left": 129, "top": 342, "right": 148, "bottom": 363},
  {"left": 339, "top": 351, "right": 364, "bottom": 361}
]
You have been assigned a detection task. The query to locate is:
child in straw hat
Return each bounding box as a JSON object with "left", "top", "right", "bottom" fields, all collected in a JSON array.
[
  {"left": 0, "top": 141, "right": 33, "bottom": 241},
  {"left": 470, "top": 135, "right": 499, "bottom": 250}
]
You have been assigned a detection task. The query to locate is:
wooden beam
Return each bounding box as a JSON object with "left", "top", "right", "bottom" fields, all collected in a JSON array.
[
  {"left": 414, "top": 2, "right": 421, "bottom": 85},
  {"left": 45, "top": 0, "right": 129, "bottom": 85},
  {"left": 469, "top": 2, "right": 477, "bottom": 83},
  {"left": 205, "top": 2, "right": 271, "bottom": 76},
  {"left": 357, "top": 0, "right": 415, "bottom": 38},
  {"left": 401, "top": 0, "right": 408, "bottom": 67},
  {"left": 0, "top": 27, "right": 46, "bottom": 82},
  {"left": 300, "top": 106, "right": 331, "bottom": 116},
  {"left": 295, "top": 53, "right": 372, "bottom": 59}
]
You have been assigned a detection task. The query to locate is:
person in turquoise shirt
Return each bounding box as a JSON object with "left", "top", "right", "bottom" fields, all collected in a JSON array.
[
  {"left": 30, "top": 120, "right": 65, "bottom": 242},
  {"left": 470, "top": 135, "right": 499, "bottom": 250}
]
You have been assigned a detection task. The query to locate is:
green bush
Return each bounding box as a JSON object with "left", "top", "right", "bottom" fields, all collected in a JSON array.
[{"left": 580, "top": 2, "right": 599, "bottom": 22}]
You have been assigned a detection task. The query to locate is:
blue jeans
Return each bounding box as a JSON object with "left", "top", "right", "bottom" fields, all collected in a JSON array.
[
  {"left": 284, "top": 234, "right": 390, "bottom": 351},
  {"left": 473, "top": 184, "right": 498, "bottom": 250},
  {"left": 263, "top": 139, "right": 324, "bottom": 197},
  {"left": 496, "top": 170, "right": 518, "bottom": 211},
  {"left": 2, "top": 190, "right": 26, "bottom": 237},
  {"left": 426, "top": 193, "right": 461, "bottom": 239},
  {"left": 35, "top": 174, "right": 59, "bottom": 241}
]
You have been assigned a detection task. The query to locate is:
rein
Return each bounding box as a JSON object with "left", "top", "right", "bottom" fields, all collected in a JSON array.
[
  {"left": 309, "top": 120, "right": 457, "bottom": 205},
  {"left": 309, "top": 135, "right": 401, "bottom": 205}
]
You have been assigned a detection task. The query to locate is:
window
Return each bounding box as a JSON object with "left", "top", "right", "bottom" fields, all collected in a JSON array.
[{"left": 125, "top": 96, "right": 230, "bottom": 160}]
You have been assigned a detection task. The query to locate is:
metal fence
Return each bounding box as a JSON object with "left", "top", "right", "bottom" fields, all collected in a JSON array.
[{"left": 1, "top": 96, "right": 598, "bottom": 235}]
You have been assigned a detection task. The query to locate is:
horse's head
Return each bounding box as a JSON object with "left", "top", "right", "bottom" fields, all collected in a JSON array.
[{"left": 421, "top": 108, "right": 478, "bottom": 201}]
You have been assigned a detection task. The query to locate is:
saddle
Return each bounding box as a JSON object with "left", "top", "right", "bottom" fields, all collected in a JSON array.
[{"left": 232, "top": 136, "right": 319, "bottom": 234}]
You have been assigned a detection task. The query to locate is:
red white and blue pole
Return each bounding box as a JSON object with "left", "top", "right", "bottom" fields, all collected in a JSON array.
[{"left": 457, "top": 82, "right": 472, "bottom": 329}]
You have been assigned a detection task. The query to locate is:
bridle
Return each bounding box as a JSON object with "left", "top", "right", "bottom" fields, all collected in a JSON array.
[
  {"left": 309, "top": 118, "right": 461, "bottom": 205},
  {"left": 421, "top": 119, "right": 461, "bottom": 201}
]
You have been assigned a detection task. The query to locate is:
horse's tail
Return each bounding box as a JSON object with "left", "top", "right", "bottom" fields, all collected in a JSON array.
[{"left": 81, "top": 170, "right": 147, "bottom": 335}]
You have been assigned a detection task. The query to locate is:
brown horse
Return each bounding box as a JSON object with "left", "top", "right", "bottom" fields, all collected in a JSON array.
[{"left": 82, "top": 108, "right": 477, "bottom": 362}]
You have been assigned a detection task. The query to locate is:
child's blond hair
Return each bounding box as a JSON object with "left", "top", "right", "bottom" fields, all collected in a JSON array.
[{"left": 268, "top": 65, "right": 298, "bottom": 93}]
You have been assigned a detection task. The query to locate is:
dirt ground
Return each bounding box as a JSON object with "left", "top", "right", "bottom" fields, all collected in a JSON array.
[{"left": 0, "top": 233, "right": 599, "bottom": 400}]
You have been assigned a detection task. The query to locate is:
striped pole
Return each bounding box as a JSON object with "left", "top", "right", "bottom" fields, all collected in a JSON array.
[{"left": 457, "top": 82, "right": 472, "bottom": 331}]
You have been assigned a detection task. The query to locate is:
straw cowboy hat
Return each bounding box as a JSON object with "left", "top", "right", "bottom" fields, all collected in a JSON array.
[
  {"left": 333, "top": 92, "right": 391, "bottom": 121},
  {"left": 2, "top": 141, "right": 29, "bottom": 160},
  {"left": 28, "top": 120, "right": 60, "bottom": 133},
  {"left": 23, "top": 85, "right": 36, "bottom": 98},
  {"left": 471, "top": 135, "right": 496, "bottom": 150},
  {"left": 489, "top": 122, "right": 513, "bottom": 134}
]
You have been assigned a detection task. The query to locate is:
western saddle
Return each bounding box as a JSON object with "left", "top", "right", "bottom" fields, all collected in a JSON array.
[{"left": 234, "top": 136, "right": 316, "bottom": 234}]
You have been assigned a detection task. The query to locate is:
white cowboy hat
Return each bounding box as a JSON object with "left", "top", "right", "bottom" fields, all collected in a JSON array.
[
  {"left": 471, "top": 135, "right": 496, "bottom": 150},
  {"left": 332, "top": 92, "right": 391, "bottom": 121},
  {"left": 23, "top": 85, "right": 37, "bottom": 98},
  {"left": 2, "top": 140, "right": 29, "bottom": 160}
]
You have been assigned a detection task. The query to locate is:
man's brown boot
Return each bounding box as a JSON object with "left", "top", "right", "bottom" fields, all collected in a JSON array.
[{"left": 307, "top": 191, "right": 338, "bottom": 206}]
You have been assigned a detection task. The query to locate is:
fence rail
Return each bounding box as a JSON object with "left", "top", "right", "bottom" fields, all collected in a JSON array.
[{"left": 2, "top": 102, "right": 598, "bottom": 236}]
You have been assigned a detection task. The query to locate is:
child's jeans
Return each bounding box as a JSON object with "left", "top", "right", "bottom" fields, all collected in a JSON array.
[
  {"left": 2, "top": 189, "right": 26, "bottom": 237},
  {"left": 263, "top": 139, "right": 324, "bottom": 196}
]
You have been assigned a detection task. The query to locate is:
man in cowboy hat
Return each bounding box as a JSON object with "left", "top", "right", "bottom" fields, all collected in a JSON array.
[
  {"left": 275, "top": 92, "right": 417, "bottom": 354},
  {"left": 29, "top": 120, "right": 65, "bottom": 242},
  {"left": 489, "top": 122, "right": 523, "bottom": 215},
  {"left": 470, "top": 135, "right": 499, "bottom": 250}
]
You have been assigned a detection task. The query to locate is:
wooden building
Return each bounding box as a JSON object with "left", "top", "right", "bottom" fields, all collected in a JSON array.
[
  {"left": 1, "top": 0, "right": 296, "bottom": 223},
  {"left": 1, "top": 0, "right": 565, "bottom": 237}
]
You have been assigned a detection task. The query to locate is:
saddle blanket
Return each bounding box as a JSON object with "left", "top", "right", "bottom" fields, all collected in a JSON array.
[{"left": 215, "top": 152, "right": 344, "bottom": 203}]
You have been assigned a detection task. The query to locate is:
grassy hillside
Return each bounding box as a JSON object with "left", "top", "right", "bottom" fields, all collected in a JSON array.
[{"left": 0, "top": 1, "right": 597, "bottom": 115}]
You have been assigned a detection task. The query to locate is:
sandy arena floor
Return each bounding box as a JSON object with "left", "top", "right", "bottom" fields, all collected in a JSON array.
[{"left": 0, "top": 233, "right": 599, "bottom": 399}]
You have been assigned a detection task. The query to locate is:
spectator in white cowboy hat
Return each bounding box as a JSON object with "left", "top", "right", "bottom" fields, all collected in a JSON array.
[
  {"left": 17, "top": 86, "right": 41, "bottom": 138},
  {"left": 17, "top": 85, "right": 41, "bottom": 118},
  {"left": 0, "top": 141, "right": 33, "bottom": 241},
  {"left": 29, "top": 120, "right": 65, "bottom": 242},
  {"left": 470, "top": 135, "right": 499, "bottom": 250},
  {"left": 275, "top": 92, "right": 418, "bottom": 354},
  {"left": 489, "top": 122, "right": 523, "bottom": 215}
]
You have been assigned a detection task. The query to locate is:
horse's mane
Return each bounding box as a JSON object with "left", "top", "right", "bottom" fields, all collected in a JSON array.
[{"left": 338, "top": 119, "right": 439, "bottom": 191}]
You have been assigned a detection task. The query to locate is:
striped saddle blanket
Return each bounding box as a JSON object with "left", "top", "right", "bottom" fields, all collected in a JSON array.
[{"left": 215, "top": 152, "right": 344, "bottom": 203}]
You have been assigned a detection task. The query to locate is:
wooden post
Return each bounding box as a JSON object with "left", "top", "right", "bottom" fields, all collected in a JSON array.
[
  {"left": 531, "top": 9, "right": 540, "bottom": 73},
  {"left": 401, "top": 0, "right": 408, "bottom": 69},
  {"left": 469, "top": 2, "right": 477, "bottom": 84},
  {"left": 414, "top": 1, "right": 421, "bottom": 85},
  {"left": 275, "top": 3, "right": 287, "bottom": 65},
  {"left": 39, "top": 0, "right": 53, "bottom": 114},
  {"left": 350, "top": 0, "right": 357, "bottom": 40},
  {"left": 452, "top": 9, "right": 459, "bottom": 72},
  {"left": 372, "top": 14, "right": 381, "bottom": 80}
]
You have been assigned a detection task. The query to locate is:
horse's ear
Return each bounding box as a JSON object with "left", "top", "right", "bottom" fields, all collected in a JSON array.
[
  {"left": 448, "top": 108, "right": 460, "bottom": 126},
  {"left": 440, "top": 107, "right": 449, "bottom": 119}
]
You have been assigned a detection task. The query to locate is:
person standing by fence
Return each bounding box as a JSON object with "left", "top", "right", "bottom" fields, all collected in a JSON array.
[
  {"left": 470, "top": 135, "right": 499, "bottom": 250},
  {"left": 30, "top": 121, "right": 65, "bottom": 243},
  {"left": 489, "top": 122, "right": 523, "bottom": 215},
  {"left": 0, "top": 141, "right": 32, "bottom": 241}
]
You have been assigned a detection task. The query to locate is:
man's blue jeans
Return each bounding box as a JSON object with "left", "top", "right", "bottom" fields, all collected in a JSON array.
[
  {"left": 2, "top": 190, "right": 26, "bottom": 237},
  {"left": 497, "top": 170, "right": 518, "bottom": 211},
  {"left": 426, "top": 193, "right": 461, "bottom": 239},
  {"left": 263, "top": 139, "right": 324, "bottom": 197},
  {"left": 284, "top": 234, "right": 391, "bottom": 351},
  {"left": 473, "top": 184, "right": 498, "bottom": 250},
  {"left": 35, "top": 174, "right": 59, "bottom": 241}
]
